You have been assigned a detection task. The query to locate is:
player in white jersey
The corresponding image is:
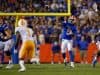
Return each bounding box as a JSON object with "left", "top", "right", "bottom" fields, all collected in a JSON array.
[
  {"left": 92, "top": 34, "right": 100, "bottom": 67},
  {"left": 15, "top": 19, "right": 35, "bottom": 72}
]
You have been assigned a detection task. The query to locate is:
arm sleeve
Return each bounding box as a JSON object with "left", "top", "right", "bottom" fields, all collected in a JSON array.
[
  {"left": 72, "top": 25, "right": 77, "bottom": 34},
  {"left": 15, "top": 31, "right": 21, "bottom": 50}
]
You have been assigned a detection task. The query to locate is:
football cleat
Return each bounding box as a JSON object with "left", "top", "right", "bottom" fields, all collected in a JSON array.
[
  {"left": 6, "top": 64, "right": 13, "bottom": 69},
  {"left": 18, "top": 68, "right": 26, "bottom": 72}
]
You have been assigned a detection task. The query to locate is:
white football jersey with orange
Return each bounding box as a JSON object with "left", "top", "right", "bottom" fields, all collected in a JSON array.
[{"left": 15, "top": 27, "right": 34, "bottom": 42}]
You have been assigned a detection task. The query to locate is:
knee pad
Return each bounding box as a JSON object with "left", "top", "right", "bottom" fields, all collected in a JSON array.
[{"left": 5, "top": 51, "right": 11, "bottom": 56}]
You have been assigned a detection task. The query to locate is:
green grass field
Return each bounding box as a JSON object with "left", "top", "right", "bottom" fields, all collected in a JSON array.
[{"left": 0, "top": 64, "right": 100, "bottom": 75}]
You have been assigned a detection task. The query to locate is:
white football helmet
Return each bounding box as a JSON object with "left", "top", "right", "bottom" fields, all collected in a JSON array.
[{"left": 18, "top": 19, "right": 28, "bottom": 27}]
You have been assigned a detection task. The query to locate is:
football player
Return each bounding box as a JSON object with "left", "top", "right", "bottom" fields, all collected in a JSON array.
[
  {"left": 61, "top": 16, "right": 77, "bottom": 68},
  {"left": 92, "top": 33, "right": 100, "bottom": 67},
  {"left": 0, "top": 18, "right": 14, "bottom": 69},
  {"left": 15, "top": 18, "right": 35, "bottom": 72}
]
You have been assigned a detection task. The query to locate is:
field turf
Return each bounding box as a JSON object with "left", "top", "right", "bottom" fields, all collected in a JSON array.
[{"left": 0, "top": 64, "right": 100, "bottom": 75}]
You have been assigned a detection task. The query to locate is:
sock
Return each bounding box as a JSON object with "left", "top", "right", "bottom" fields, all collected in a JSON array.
[
  {"left": 69, "top": 51, "right": 74, "bottom": 62},
  {"left": 19, "top": 60, "right": 25, "bottom": 69},
  {"left": 31, "top": 58, "right": 39, "bottom": 64},
  {"left": 30, "top": 58, "right": 36, "bottom": 63},
  {"left": 9, "top": 60, "right": 12, "bottom": 64},
  {"left": 71, "top": 62, "right": 74, "bottom": 66},
  {"left": 62, "top": 53, "right": 67, "bottom": 63},
  {"left": 92, "top": 56, "right": 97, "bottom": 67},
  {"left": 62, "top": 53, "right": 66, "bottom": 59}
]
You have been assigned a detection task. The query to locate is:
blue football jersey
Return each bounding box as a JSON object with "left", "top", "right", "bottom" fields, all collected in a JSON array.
[
  {"left": 76, "top": 32, "right": 82, "bottom": 42},
  {"left": 0, "top": 24, "right": 11, "bottom": 41},
  {"left": 61, "top": 21, "right": 77, "bottom": 40}
]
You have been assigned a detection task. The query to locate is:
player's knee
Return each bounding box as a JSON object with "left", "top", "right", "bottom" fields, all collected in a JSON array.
[
  {"left": 68, "top": 47, "right": 73, "bottom": 51},
  {"left": 19, "top": 55, "right": 24, "bottom": 60},
  {"left": 4, "top": 51, "right": 11, "bottom": 56},
  {"left": 61, "top": 48, "right": 66, "bottom": 53}
]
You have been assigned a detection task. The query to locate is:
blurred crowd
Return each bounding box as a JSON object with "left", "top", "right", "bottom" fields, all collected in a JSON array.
[
  {"left": 0, "top": 0, "right": 100, "bottom": 45},
  {"left": 0, "top": 0, "right": 67, "bottom": 13}
]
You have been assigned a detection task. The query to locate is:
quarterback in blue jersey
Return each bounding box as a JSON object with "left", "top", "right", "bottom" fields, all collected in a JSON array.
[
  {"left": 0, "top": 18, "right": 14, "bottom": 69},
  {"left": 61, "top": 16, "right": 77, "bottom": 68}
]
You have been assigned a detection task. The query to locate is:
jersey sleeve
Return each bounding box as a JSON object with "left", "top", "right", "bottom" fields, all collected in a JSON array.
[
  {"left": 72, "top": 25, "right": 77, "bottom": 34},
  {"left": 15, "top": 28, "right": 21, "bottom": 49},
  {"left": 15, "top": 27, "right": 20, "bottom": 33},
  {"left": 30, "top": 29, "right": 34, "bottom": 35},
  {"left": 4, "top": 24, "right": 9, "bottom": 31},
  {"left": 30, "top": 28, "right": 33, "bottom": 34},
  {"left": 62, "top": 21, "right": 67, "bottom": 28}
]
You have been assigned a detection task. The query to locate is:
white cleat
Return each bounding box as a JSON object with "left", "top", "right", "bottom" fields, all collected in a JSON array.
[
  {"left": 58, "top": 62, "right": 61, "bottom": 64},
  {"left": 18, "top": 68, "right": 26, "bottom": 72},
  {"left": 31, "top": 58, "right": 40, "bottom": 64},
  {"left": 51, "top": 62, "right": 54, "bottom": 64},
  {"left": 70, "top": 62, "right": 75, "bottom": 68},
  {"left": 70, "top": 64, "right": 75, "bottom": 68},
  {"left": 6, "top": 64, "right": 13, "bottom": 69}
]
